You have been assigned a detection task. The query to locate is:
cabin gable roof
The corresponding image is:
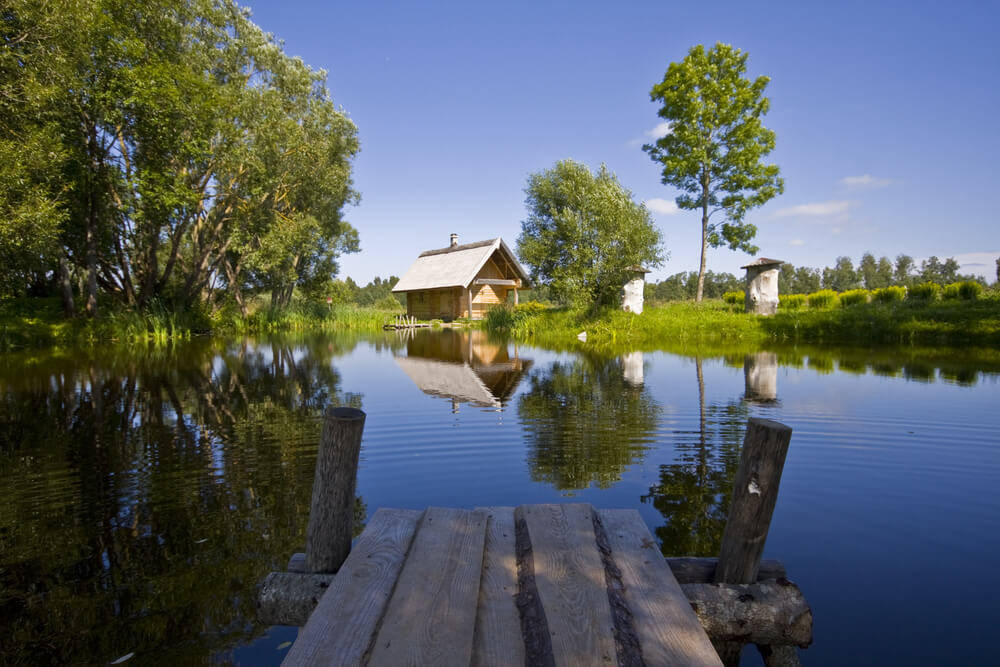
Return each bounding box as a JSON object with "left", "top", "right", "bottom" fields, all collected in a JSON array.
[{"left": 392, "top": 237, "right": 530, "bottom": 292}]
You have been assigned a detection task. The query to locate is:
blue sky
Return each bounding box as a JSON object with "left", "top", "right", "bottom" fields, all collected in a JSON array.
[{"left": 246, "top": 0, "right": 1000, "bottom": 283}]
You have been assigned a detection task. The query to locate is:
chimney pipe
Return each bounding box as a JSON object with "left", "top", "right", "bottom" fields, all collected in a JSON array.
[{"left": 450, "top": 233, "right": 458, "bottom": 247}]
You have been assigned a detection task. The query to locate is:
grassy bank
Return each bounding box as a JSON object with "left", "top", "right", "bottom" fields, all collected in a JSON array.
[
  {"left": 484, "top": 292, "right": 1000, "bottom": 351},
  {"left": 0, "top": 297, "right": 401, "bottom": 349}
]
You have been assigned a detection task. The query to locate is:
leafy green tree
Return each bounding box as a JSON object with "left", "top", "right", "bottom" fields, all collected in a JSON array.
[
  {"left": 644, "top": 43, "right": 783, "bottom": 301},
  {"left": 894, "top": 254, "right": 916, "bottom": 286},
  {"left": 0, "top": 0, "right": 360, "bottom": 315},
  {"left": 859, "top": 252, "right": 893, "bottom": 289},
  {"left": 823, "top": 256, "right": 860, "bottom": 291},
  {"left": 919, "top": 256, "right": 962, "bottom": 285},
  {"left": 516, "top": 159, "right": 664, "bottom": 306}
]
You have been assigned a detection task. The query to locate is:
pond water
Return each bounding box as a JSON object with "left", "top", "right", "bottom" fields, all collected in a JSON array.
[{"left": 1, "top": 329, "right": 998, "bottom": 665}]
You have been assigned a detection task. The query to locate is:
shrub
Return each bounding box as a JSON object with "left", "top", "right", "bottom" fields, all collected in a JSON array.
[
  {"left": 374, "top": 295, "right": 404, "bottom": 310},
  {"left": 839, "top": 289, "right": 870, "bottom": 307},
  {"left": 516, "top": 300, "right": 548, "bottom": 314},
  {"left": 873, "top": 286, "right": 906, "bottom": 303},
  {"left": 908, "top": 282, "right": 941, "bottom": 301},
  {"left": 806, "top": 289, "right": 838, "bottom": 309},
  {"left": 722, "top": 291, "right": 744, "bottom": 305},
  {"left": 780, "top": 294, "right": 805, "bottom": 310},
  {"left": 957, "top": 280, "right": 983, "bottom": 300},
  {"left": 483, "top": 302, "right": 525, "bottom": 332}
]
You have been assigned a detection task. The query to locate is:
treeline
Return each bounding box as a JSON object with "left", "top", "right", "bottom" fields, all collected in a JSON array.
[
  {"left": 328, "top": 276, "right": 403, "bottom": 308},
  {"left": 1, "top": 0, "right": 359, "bottom": 316},
  {"left": 647, "top": 253, "right": 992, "bottom": 302}
]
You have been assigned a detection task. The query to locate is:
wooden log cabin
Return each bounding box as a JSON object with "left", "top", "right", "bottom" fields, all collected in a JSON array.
[{"left": 392, "top": 235, "right": 530, "bottom": 320}]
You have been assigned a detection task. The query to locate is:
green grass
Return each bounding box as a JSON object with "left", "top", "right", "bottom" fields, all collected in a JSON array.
[
  {"left": 0, "top": 296, "right": 402, "bottom": 350},
  {"left": 484, "top": 300, "right": 764, "bottom": 353},
  {"left": 481, "top": 292, "right": 1000, "bottom": 351}
]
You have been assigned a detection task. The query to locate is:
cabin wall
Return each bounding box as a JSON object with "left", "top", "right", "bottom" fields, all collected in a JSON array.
[
  {"left": 468, "top": 255, "right": 518, "bottom": 319},
  {"left": 405, "top": 288, "right": 464, "bottom": 320}
]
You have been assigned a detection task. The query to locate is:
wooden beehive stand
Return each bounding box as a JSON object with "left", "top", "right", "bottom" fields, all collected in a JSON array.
[{"left": 258, "top": 410, "right": 812, "bottom": 666}]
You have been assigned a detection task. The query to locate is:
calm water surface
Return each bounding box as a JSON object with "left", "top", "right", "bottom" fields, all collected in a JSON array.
[{"left": 1, "top": 330, "right": 998, "bottom": 665}]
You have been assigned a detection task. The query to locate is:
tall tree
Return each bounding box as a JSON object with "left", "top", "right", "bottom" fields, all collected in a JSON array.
[
  {"left": 644, "top": 43, "right": 784, "bottom": 301},
  {"left": 516, "top": 159, "right": 664, "bottom": 306},
  {"left": 823, "top": 256, "right": 860, "bottom": 291},
  {"left": 0, "top": 0, "right": 360, "bottom": 312},
  {"left": 894, "top": 254, "right": 916, "bottom": 286}
]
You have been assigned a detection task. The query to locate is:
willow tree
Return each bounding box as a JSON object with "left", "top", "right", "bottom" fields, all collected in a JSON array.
[
  {"left": 0, "top": 0, "right": 360, "bottom": 313},
  {"left": 644, "top": 43, "right": 783, "bottom": 302},
  {"left": 517, "top": 159, "right": 664, "bottom": 306}
]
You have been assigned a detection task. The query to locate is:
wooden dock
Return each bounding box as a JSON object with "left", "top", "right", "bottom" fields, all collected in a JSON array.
[
  {"left": 283, "top": 503, "right": 723, "bottom": 666},
  {"left": 259, "top": 410, "right": 811, "bottom": 666}
]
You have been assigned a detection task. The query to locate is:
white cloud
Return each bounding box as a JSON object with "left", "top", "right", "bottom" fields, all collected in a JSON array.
[
  {"left": 773, "top": 200, "right": 853, "bottom": 218},
  {"left": 626, "top": 121, "right": 673, "bottom": 148},
  {"left": 839, "top": 174, "right": 892, "bottom": 189},
  {"left": 644, "top": 198, "right": 679, "bottom": 215},
  {"left": 789, "top": 239, "right": 805, "bottom": 246},
  {"left": 646, "top": 121, "right": 673, "bottom": 139}
]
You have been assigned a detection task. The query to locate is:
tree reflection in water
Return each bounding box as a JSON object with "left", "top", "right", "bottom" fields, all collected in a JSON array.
[
  {"left": 641, "top": 358, "right": 749, "bottom": 557},
  {"left": 0, "top": 336, "right": 361, "bottom": 664},
  {"left": 518, "top": 353, "right": 659, "bottom": 491}
]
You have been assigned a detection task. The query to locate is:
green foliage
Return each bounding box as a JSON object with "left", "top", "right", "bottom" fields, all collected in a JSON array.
[
  {"left": 873, "top": 286, "right": 907, "bottom": 303},
  {"left": 908, "top": 282, "right": 941, "bottom": 301},
  {"left": 647, "top": 271, "right": 742, "bottom": 303},
  {"left": 779, "top": 264, "right": 822, "bottom": 295},
  {"left": 644, "top": 43, "right": 783, "bottom": 300},
  {"left": 1, "top": 0, "right": 360, "bottom": 311},
  {"left": 517, "top": 159, "right": 664, "bottom": 306},
  {"left": 807, "top": 290, "right": 839, "bottom": 309},
  {"left": 859, "top": 252, "right": 894, "bottom": 289},
  {"left": 722, "top": 291, "right": 744, "bottom": 305},
  {"left": 483, "top": 302, "right": 527, "bottom": 334},
  {"left": 822, "top": 257, "right": 861, "bottom": 292},
  {"left": 944, "top": 280, "right": 983, "bottom": 300},
  {"left": 839, "top": 289, "right": 870, "bottom": 307},
  {"left": 516, "top": 301, "right": 549, "bottom": 315},
  {"left": 780, "top": 294, "right": 806, "bottom": 310},
  {"left": 374, "top": 295, "right": 404, "bottom": 311}
]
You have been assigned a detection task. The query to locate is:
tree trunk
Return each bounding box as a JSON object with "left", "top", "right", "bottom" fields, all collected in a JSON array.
[
  {"left": 58, "top": 255, "right": 76, "bottom": 317},
  {"left": 84, "top": 197, "right": 99, "bottom": 317},
  {"left": 84, "top": 121, "right": 101, "bottom": 317},
  {"left": 697, "top": 172, "right": 709, "bottom": 302}
]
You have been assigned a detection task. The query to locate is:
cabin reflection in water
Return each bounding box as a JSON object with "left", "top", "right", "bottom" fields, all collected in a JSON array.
[{"left": 394, "top": 330, "right": 533, "bottom": 411}]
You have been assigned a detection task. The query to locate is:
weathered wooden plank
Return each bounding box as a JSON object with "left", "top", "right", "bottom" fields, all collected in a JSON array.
[
  {"left": 517, "top": 503, "right": 617, "bottom": 665},
  {"left": 368, "top": 507, "right": 488, "bottom": 666},
  {"left": 473, "top": 278, "right": 518, "bottom": 286},
  {"left": 472, "top": 507, "right": 524, "bottom": 667},
  {"left": 598, "top": 509, "right": 723, "bottom": 667},
  {"left": 282, "top": 508, "right": 422, "bottom": 666}
]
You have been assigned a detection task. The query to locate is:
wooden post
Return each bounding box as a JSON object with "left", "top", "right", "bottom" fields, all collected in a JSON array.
[
  {"left": 714, "top": 418, "right": 794, "bottom": 666},
  {"left": 716, "top": 418, "right": 792, "bottom": 583},
  {"left": 305, "top": 407, "right": 366, "bottom": 574}
]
